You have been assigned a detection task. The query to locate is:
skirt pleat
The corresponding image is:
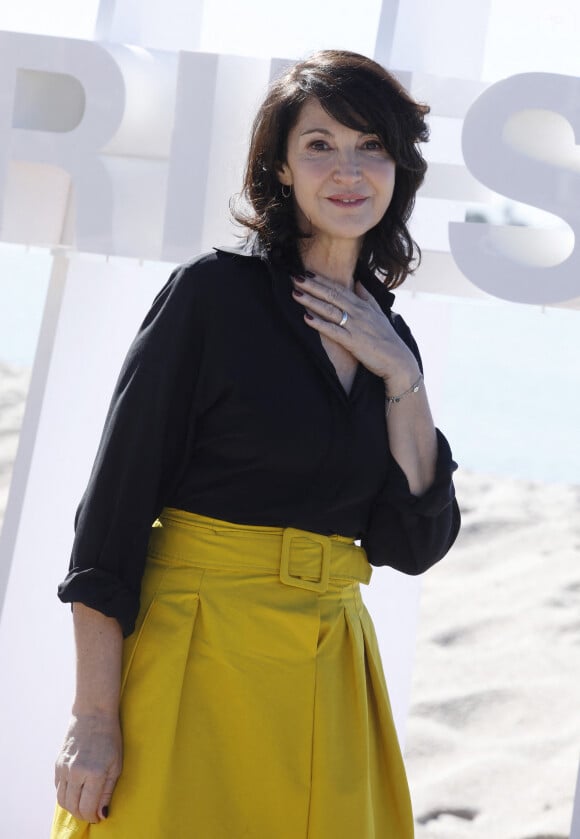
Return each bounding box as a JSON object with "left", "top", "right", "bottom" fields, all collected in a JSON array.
[{"left": 51, "top": 511, "right": 414, "bottom": 839}]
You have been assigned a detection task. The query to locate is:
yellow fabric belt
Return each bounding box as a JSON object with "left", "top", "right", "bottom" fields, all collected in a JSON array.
[{"left": 148, "top": 508, "right": 372, "bottom": 592}]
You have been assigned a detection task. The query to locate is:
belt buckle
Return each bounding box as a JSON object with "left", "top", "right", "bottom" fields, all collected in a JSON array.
[{"left": 280, "top": 528, "right": 331, "bottom": 593}]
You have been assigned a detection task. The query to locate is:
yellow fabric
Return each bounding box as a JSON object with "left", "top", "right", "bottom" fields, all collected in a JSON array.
[{"left": 51, "top": 510, "right": 414, "bottom": 838}]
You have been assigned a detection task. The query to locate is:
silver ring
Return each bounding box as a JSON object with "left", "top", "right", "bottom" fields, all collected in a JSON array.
[{"left": 338, "top": 310, "right": 349, "bottom": 328}]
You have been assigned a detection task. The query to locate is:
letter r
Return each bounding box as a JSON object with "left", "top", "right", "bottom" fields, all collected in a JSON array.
[{"left": 0, "top": 32, "right": 125, "bottom": 254}]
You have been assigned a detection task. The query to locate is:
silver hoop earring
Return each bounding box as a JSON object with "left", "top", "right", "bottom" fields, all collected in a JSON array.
[{"left": 281, "top": 184, "right": 292, "bottom": 199}]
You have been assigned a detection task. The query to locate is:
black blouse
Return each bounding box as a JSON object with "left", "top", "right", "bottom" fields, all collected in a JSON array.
[{"left": 58, "top": 247, "right": 460, "bottom": 636}]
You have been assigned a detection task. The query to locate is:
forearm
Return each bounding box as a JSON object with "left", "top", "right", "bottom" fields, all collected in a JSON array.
[
  {"left": 384, "top": 372, "right": 438, "bottom": 497},
  {"left": 72, "top": 602, "right": 123, "bottom": 716},
  {"left": 286, "top": 270, "right": 440, "bottom": 496},
  {"left": 55, "top": 604, "right": 124, "bottom": 822}
]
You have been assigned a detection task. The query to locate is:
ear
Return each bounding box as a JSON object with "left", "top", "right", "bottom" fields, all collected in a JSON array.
[{"left": 276, "top": 162, "right": 292, "bottom": 187}]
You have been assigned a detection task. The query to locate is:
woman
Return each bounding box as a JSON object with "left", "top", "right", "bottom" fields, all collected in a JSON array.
[{"left": 52, "top": 50, "right": 460, "bottom": 838}]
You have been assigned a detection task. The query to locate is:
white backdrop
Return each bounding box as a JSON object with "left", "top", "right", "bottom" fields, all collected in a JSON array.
[{"left": 0, "top": 1, "right": 579, "bottom": 835}]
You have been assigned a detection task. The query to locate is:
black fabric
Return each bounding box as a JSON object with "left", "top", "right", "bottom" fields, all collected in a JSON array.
[{"left": 58, "top": 248, "right": 460, "bottom": 636}]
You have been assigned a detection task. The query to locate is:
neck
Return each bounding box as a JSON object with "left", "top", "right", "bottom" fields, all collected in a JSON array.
[{"left": 299, "top": 237, "right": 361, "bottom": 288}]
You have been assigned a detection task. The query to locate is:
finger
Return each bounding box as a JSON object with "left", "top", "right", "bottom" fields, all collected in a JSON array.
[
  {"left": 63, "top": 779, "right": 84, "bottom": 820},
  {"left": 55, "top": 777, "right": 68, "bottom": 809},
  {"left": 292, "top": 288, "right": 349, "bottom": 325},
  {"left": 293, "top": 274, "right": 356, "bottom": 306},
  {"left": 78, "top": 777, "right": 105, "bottom": 823},
  {"left": 98, "top": 771, "right": 119, "bottom": 820},
  {"left": 304, "top": 311, "right": 352, "bottom": 344},
  {"left": 354, "top": 281, "right": 370, "bottom": 301},
  {"left": 355, "top": 281, "right": 382, "bottom": 310}
]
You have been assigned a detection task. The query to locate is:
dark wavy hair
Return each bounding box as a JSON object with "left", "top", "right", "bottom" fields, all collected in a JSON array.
[{"left": 232, "top": 50, "right": 430, "bottom": 288}]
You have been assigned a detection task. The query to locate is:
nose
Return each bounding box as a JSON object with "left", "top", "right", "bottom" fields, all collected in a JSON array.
[{"left": 332, "top": 150, "right": 362, "bottom": 185}]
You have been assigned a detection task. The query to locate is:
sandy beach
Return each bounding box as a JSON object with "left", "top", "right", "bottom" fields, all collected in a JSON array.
[
  {"left": 1, "top": 364, "right": 578, "bottom": 838},
  {"left": 406, "top": 469, "right": 580, "bottom": 838}
]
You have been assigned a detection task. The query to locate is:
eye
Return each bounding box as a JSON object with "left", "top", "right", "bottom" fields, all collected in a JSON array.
[
  {"left": 361, "top": 137, "right": 385, "bottom": 151},
  {"left": 307, "top": 139, "right": 331, "bottom": 151}
]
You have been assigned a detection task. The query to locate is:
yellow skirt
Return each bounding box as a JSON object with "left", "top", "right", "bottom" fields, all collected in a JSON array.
[{"left": 51, "top": 510, "right": 414, "bottom": 838}]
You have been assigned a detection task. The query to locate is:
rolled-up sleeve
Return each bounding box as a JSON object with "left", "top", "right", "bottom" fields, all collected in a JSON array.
[
  {"left": 362, "top": 428, "right": 460, "bottom": 574},
  {"left": 57, "top": 260, "right": 205, "bottom": 636}
]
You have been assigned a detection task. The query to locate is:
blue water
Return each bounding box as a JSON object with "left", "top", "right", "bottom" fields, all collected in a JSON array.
[
  {"left": 435, "top": 296, "right": 580, "bottom": 485},
  {"left": 1, "top": 245, "right": 579, "bottom": 485}
]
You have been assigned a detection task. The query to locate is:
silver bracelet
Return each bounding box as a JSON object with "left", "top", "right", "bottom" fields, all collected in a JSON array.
[{"left": 386, "top": 374, "right": 424, "bottom": 417}]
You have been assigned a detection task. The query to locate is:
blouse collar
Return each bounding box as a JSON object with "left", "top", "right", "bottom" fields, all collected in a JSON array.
[
  {"left": 213, "top": 243, "right": 397, "bottom": 316},
  {"left": 214, "top": 243, "right": 396, "bottom": 401}
]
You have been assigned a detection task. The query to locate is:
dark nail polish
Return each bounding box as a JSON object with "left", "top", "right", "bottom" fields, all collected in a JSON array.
[
  {"left": 304, "top": 270, "right": 316, "bottom": 278},
  {"left": 292, "top": 288, "right": 304, "bottom": 297},
  {"left": 305, "top": 312, "right": 314, "bottom": 320},
  {"left": 102, "top": 806, "right": 109, "bottom": 819},
  {"left": 293, "top": 274, "right": 306, "bottom": 283}
]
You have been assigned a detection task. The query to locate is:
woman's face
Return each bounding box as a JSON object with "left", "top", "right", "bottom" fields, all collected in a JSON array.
[{"left": 277, "top": 98, "right": 396, "bottom": 250}]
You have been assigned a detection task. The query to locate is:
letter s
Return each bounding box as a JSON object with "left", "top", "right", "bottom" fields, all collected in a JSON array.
[{"left": 449, "top": 73, "right": 580, "bottom": 305}]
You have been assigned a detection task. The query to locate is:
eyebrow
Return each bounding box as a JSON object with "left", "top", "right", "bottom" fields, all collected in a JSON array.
[
  {"left": 299, "top": 128, "right": 333, "bottom": 136},
  {"left": 299, "top": 127, "right": 377, "bottom": 137}
]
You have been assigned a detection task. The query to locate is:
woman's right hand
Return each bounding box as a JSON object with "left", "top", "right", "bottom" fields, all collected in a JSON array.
[{"left": 54, "top": 711, "right": 123, "bottom": 823}]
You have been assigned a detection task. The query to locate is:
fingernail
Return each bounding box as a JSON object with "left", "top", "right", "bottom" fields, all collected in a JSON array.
[
  {"left": 304, "top": 271, "right": 316, "bottom": 278},
  {"left": 292, "top": 288, "right": 304, "bottom": 297},
  {"left": 305, "top": 312, "right": 314, "bottom": 320},
  {"left": 102, "top": 806, "right": 109, "bottom": 819},
  {"left": 293, "top": 275, "right": 306, "bottom": 283}
]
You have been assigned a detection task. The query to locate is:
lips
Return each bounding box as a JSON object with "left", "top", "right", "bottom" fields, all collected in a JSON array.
[{"left": 326, "top": 195, "right": 368, "bottom": 207}]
